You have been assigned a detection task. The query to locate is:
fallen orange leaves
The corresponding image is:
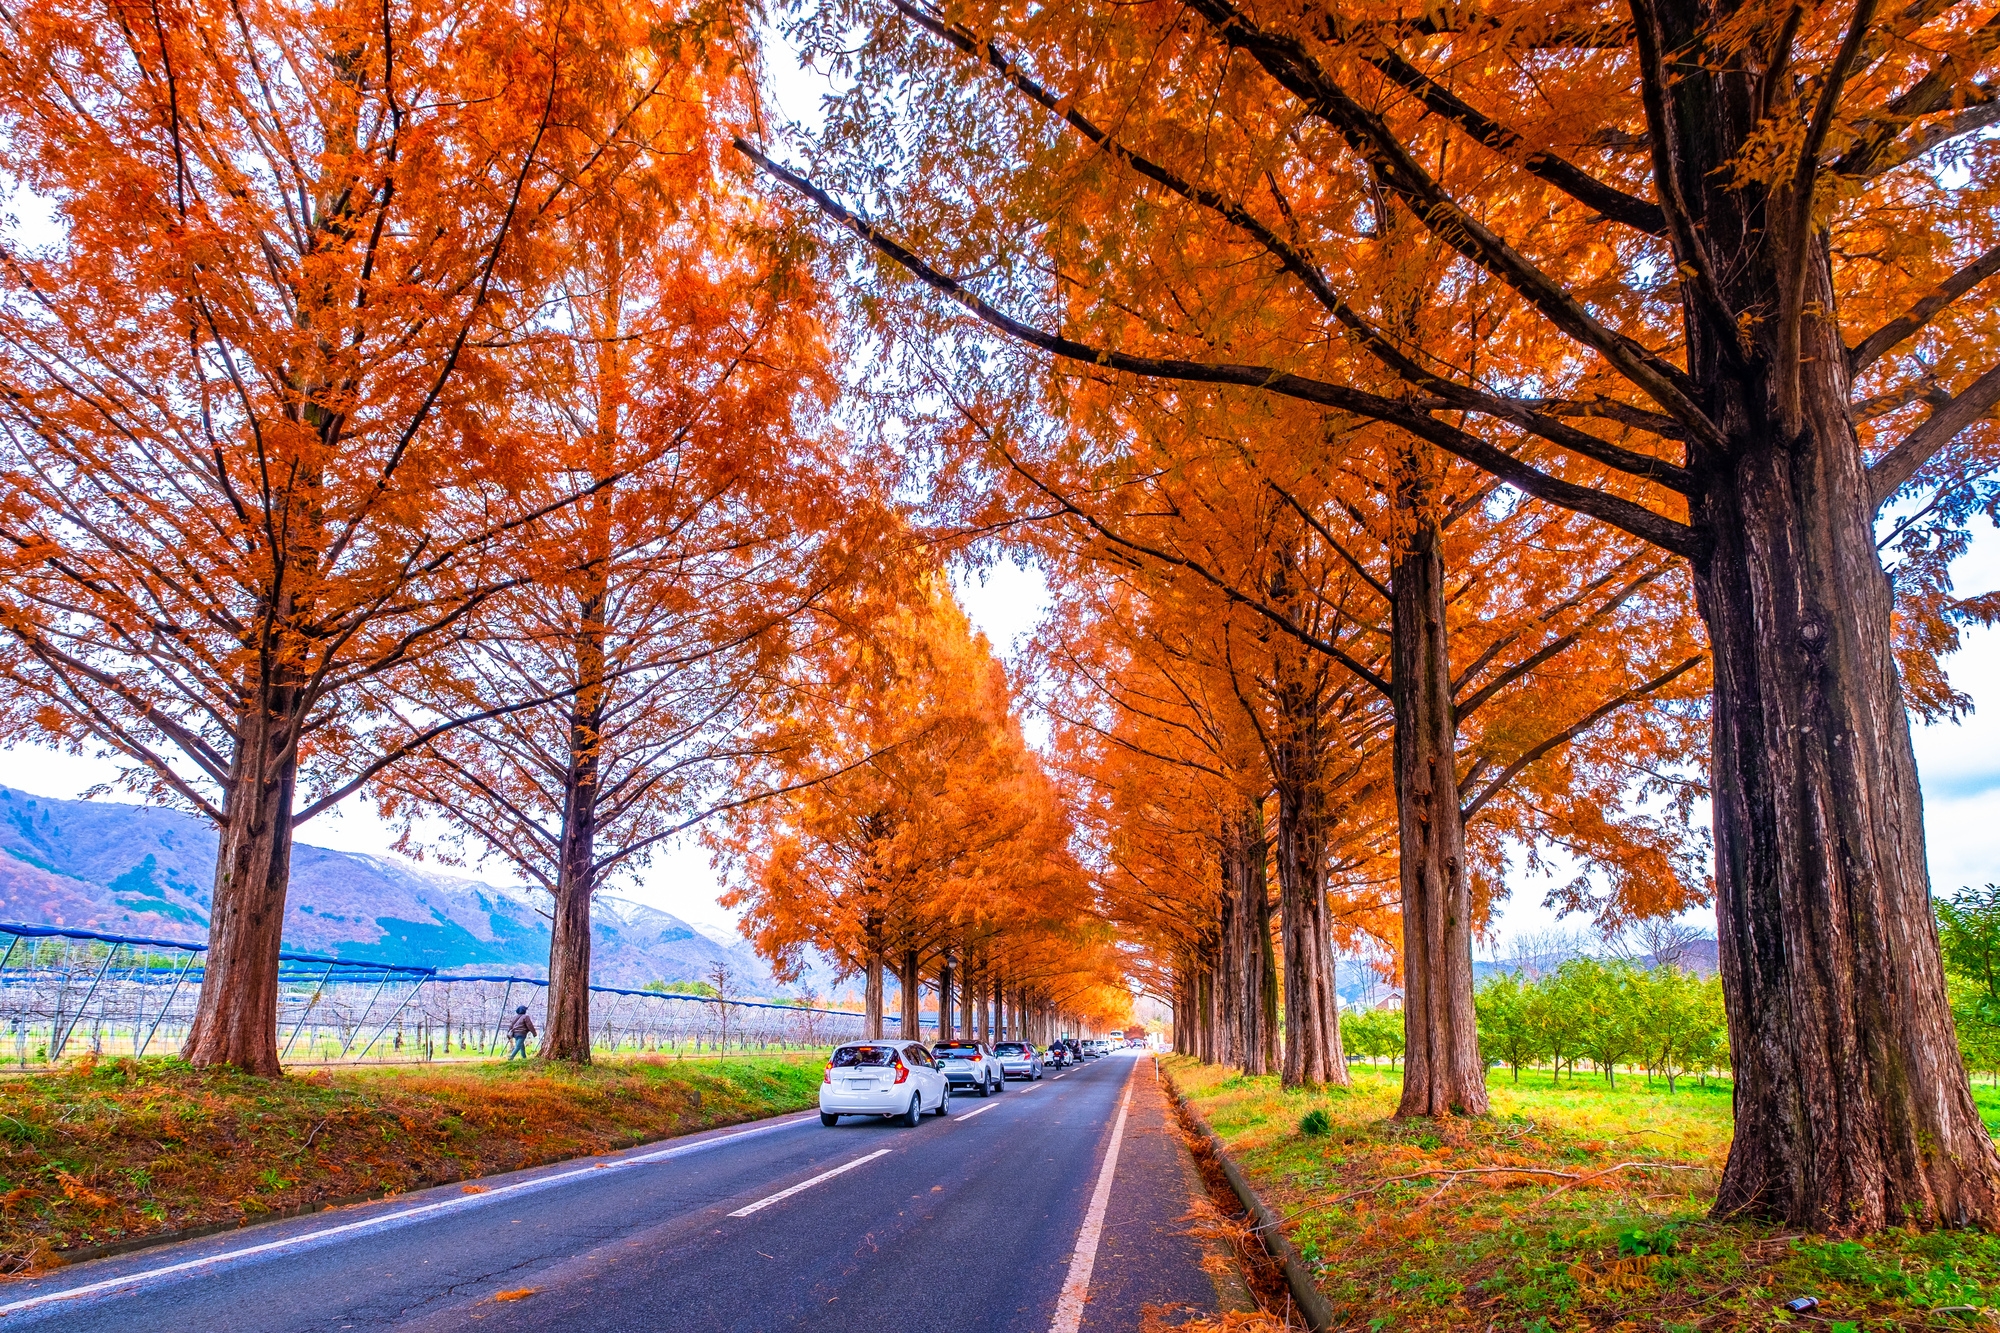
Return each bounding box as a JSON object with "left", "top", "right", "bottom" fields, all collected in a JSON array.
[{"left": 0, "top": 1056, "right": 821, "bottom": 1273}]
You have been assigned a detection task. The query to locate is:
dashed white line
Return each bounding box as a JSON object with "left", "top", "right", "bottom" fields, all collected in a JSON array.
[
  {"left": 1049, "top": 1064, "right": 1137, "bottom": 1333},
  {"left": 955, "top": 1101, "right": 1000, "bottom": 1121},
  {"left": 726, "top": 1148, "right": 891, "bottom": 1218},
  {"left": 0, "top": 1113, "right": 819, "bottom": 1318}
]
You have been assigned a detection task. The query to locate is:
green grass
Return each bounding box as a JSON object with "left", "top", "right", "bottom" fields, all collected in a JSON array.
[
  {"left": 0, "top": 1051, "right": 823, "bottom": 1271},
  {"left": 1168, "top": 1057, "right": 2000, "bottom": 1332},
  {"left": 1972, "top": 1082, "right": 2000, "bottom": 1137}
]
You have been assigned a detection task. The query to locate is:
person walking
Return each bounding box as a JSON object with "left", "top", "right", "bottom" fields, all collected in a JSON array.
[{"left": 506, "top": 1006, "right": 537, "bottom": 1061}]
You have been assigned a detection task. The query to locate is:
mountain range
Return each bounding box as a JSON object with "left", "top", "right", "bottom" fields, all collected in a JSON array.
[{"left": 0, "top": 785, "right": 774, "bottom": 991}]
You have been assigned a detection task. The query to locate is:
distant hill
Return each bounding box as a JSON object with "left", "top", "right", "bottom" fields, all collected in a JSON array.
[{"left": 0, "top": 785, "right": 773, "bottom": 991}]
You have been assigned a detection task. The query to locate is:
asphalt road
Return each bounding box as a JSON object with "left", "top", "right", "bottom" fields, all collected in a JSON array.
[{"left": 3, "top": 1051, "right": 1241, "bottom": 1331}]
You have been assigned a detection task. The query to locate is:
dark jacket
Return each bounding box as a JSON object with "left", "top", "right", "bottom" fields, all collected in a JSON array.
[{"left": 508, "top": 1013, "right": 537, "bottom": 1038}]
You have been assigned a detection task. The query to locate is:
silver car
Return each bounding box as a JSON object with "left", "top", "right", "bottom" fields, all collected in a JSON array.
[
  {"left": 992, "top": 1041, "right": 1043, "bottom": 1081},
  {"left": 931, "top": 1039, "right": 1005, "bottom": 1096}
]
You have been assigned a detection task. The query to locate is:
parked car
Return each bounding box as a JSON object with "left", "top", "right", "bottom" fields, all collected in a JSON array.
[
  {"left": 1060, "top": 1038, "right": 1084, "bottom": 1063},
  {"left": 992, "top": 1041, "right": 1043, "bottom": 1081},
  {"left": 1079, "top": 1039, "right": 1102, "bottom": 1060},
  {"left": 931, "top": 1039, "right": 1005, "bottom": 1096},
  {"left": 820, "top": 1041, "right": 949, "bottom": 1127}
]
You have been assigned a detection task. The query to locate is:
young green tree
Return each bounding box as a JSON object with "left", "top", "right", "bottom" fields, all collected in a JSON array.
[
  {"left": 1566, "top": 961, "right": 1643, "bottom": 1089},
  {"left": 1940, "top": 885, "right": 2000, "bottom": 1013},
  {"left": 1633, "top": 966, "right": 1723, "bottom": 1094},
  {"left": 1475, "top": 973, "right": 1545, "bottom": 1084},
  {"left": 1531, "top": 966, "right": 1595, "bottom": 1085}
]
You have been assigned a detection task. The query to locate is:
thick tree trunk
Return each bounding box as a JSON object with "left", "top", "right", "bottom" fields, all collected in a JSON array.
[
  {"left": 1231, "top": 798, "right": 1273, "bottom": 1075},
  {"left": 1323, "top": 901, "right": 1348, "bottom": 1076},
  {"left": 898, "top": 947, "right": 921, "bottom": 1041},
  {"left": 183, "top": 702, "right": 302, "bottom": 1075},
  {"left": 1258, "top": 863, "right": 1281, "bottom": 1071},
  {"left": 1214, "top": 857, "right": 1240, "bottom": 1067},
  {"left": 1693, "top": 294, "right": 2000, "bottom": 1231},
  {"left": 541, "top": 576, "right": 610, "bottom": 1065},
  {"left": 1392, "top": 513, "right": 1488, "bottom": 1117},
  {"left": 540, "top": 716, "right": 600, "bottom": 1056},
  {"left": 541, "top": 867, "right": 595, "bottom": 1062},
  {"left": 1193, "top": 956, "right": 1214, "bottom": 1061},
  {"left": 1173, "top": 966, "right": 1190, "bottom": 1055},
  {"left": 864, "top": 952, "right": 885, "bottom": 1039},
  {"left": 938, "top": 955, "right": 955, "bottom": 1041},
  {"left": 1272, "top": 709, "right": 1340, "bottom": 1087},
  {"left": 1651, "top": 43, "right": 2000, "bottom": 1226},
  {"left": 1203, "top": 943, "right": 1222, "bottom": 1061}
]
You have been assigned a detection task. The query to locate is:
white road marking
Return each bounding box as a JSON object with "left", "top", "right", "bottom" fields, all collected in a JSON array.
[
  {"left": 0, "top": 1113, "right": 819, "bottom": 1318},
  {"left": 726, "top": 1149, "right": 892, "bottom": 1218},
  {"left": 955, "top": 1101, "right": 1000, "bottom": 1121},
  {"left": 1049, "top": 1064, "right": 1137, "bottom": 1333}
]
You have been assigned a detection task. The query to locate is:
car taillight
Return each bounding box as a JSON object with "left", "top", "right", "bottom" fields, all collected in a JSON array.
[
  {"left": 894, "top": 1061, "right": 909, "bottom": 1084},
  {"left": 823, "top": 1066, "right": 833, "bottom": 1084}
]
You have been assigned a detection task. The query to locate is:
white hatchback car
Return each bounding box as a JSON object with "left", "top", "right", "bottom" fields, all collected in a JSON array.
[{"left": 820, "top": 1041, "right": 950, "bottom": 1127}]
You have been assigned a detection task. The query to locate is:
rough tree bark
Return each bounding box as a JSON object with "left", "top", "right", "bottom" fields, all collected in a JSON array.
[
  {"left": 1391, "top": 504, "right": 1488, "bottom": 1116},
  {"left": 899, "top": 947, "right": 922, "bottom": 1042},
  {"left": 863, "top": 945, "right": 885, "bottom": 1040},
  {"left": 938, "top": 954, "right": 955, "bottom": 1041},
  {"left": 1322, "top": 871, "right": 1348, "bottom": 1075},
  {"left": 1271, "top": 655, "right": 1341, "bottom": 1087},
  {"left": 182, "top": 694, "right": 303, "bottom": 1075},
  {"left": 1258, "top": 865, "right": 1281, "bottom": 1070},
  {"left": 1230, "top": 797, "right": 1275, "bottom": 1074},
  {"left": 1173, "top": 965, "right": 1191, "bottom": 1055},
  {"left": 541, "top": 585, "right": 610, "bottom": 1063},
  {"left": 1215, "top": 831, "right": 1241, "bottom": 1067},
  {"left": 1655, "top": 8, "right": 2000, "bottom": 1229}
]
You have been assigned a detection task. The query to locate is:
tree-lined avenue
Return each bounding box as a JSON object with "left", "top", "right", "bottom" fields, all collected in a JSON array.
[{"left": 0, "top": 1053, "right": 1222, "bottom": 1332}]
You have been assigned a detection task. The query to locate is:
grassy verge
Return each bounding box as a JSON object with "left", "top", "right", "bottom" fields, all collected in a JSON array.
[
  {"left": 0, "top": 1051, "right": 823, "bottom": 1272},
  {"left": 1165, "top": 1056, "right": 2000, "bottom": 1332}
]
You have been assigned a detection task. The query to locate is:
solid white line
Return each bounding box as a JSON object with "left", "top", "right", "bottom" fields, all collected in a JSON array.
[
  {"left": 0, "top": 1113, "right": 818, "bottom": 1318},
  {"left": 955, "top": 1102, "right": 1000, "bottom": 1121},
  {"left": 1048, "top": 1065, "right": 1136, "bottom": 1333},
  {"left": 726, "top": 1148, "right": 890, "bottom": 1217}
]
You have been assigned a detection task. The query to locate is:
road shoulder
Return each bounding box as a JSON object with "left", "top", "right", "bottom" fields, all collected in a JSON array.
[{"left": 1078, "top": 1056, "right": 1258, "bottom": 1331}]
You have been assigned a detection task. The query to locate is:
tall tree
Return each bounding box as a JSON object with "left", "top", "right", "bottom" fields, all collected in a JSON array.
[
  {"left": 368, "top": 32, "right": 865, "bottom": 1062},
  {"left": 747, "top": 0, "right": 2000, "bottom": 1230},
  {"left": 722, "top": 577, "right": 1110, "bottom": 1038},
  {"left": 0, "top": 0, "right": 668, "bottom": 1072}
]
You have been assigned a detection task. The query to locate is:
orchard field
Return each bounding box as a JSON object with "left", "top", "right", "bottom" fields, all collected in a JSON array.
[{"left": 1172, "top": 1058, "right": 2000, "bottom": 1332}]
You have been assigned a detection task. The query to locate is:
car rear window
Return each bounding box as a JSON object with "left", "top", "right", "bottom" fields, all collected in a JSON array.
[
  {"left": 994, "top": 1044, "right": 1027, "bottom": 1055},
  {"left": 934, "top": 1044, "right": 979, "bottom": 1057},
  {"left": 831, "top": 1045, "right": 899, "bottom": 1067}
]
